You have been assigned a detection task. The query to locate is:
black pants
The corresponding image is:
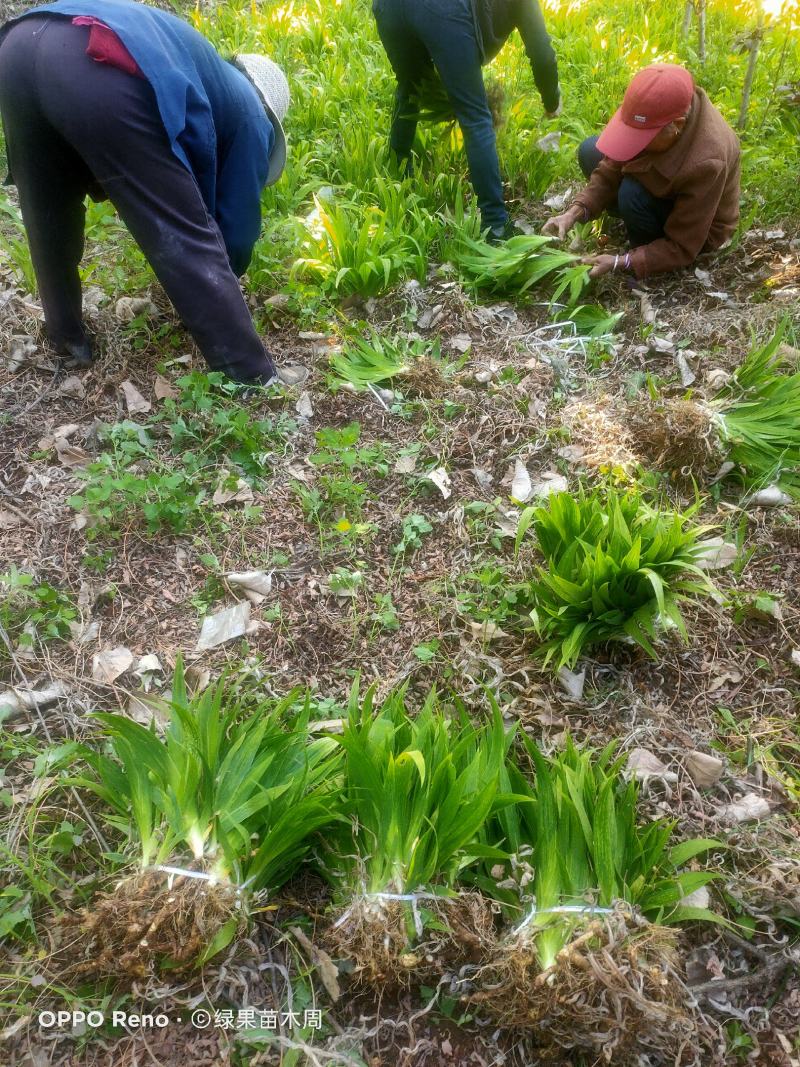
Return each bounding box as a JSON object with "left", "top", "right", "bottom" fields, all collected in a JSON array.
[
  {"left": 578, "top": 135, "right": 673, "bottom": 247},
  {"left": 0, "top": 16, "right": 274, "bottom": 383}
]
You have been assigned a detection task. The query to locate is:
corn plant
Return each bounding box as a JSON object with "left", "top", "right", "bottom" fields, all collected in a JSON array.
[
  {"left": 714, "top": 324, "right": 800, "bottom": 496},
  {"left": 326, "top": 681, "right": 510, "bottom": 896},
  {"left": 479, "top": 737, "right": 722, "bottom": 969},
  {"left": 330, "top": 330, "right": 430, "bottom": 390},
  {"left": 292, "top": 194, "right": 426, "bottom": 297},
  {"left": 73, "top": 660, "right": 342, "bottom": 890},
  {"left": 454, "top": 232, "right": 589, "bottom": 303},
  {"left": 515, "top": 487, "right": 715, "bottom": 668}
]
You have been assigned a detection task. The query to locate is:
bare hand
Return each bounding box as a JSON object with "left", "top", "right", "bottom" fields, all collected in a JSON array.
[
  {"left": 542, "top": 207, "right": 581, "bottom": 240},
  {"left": 581, "top": 253, "right": 618, "bottom": 278}
]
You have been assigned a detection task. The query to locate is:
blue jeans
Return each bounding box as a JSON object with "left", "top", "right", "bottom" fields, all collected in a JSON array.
[
  {"left": 578, "top": 135, "right": 673, "bottom": 248},
  {"left": 372, "top": 0, "right": 507, "bottom": 230}
]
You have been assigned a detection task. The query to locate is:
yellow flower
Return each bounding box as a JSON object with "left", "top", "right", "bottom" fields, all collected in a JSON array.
[{"left": 335, "top": 518, "right": 352, "bottom": 533}]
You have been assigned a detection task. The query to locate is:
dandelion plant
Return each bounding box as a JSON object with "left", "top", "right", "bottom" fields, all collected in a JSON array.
[{"left": 515, "top": 487, "right": 715, "bottom": 668}]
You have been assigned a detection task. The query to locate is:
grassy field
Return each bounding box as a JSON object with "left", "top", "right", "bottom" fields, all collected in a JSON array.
[{"left": 1, "top": 0, "right": 800, "bottom": 1064}]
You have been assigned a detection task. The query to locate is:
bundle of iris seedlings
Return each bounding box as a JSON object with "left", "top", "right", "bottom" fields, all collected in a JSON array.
[
  {"left": 630, "top": 323, "right": 800, "bottom": 496},
  {"left": 64, "top": 660, "right": 343, "bottom": 980},
  {"left": 463, "top": 737, "right": 722, "bottom": 1062},
  {"left": 320, "top": 680, "right": 508, "bottom": 984}
]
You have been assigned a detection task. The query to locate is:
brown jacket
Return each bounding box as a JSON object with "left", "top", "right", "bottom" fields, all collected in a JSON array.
[{"left": 573, "top": 88, "right": 741, "bottom": 277}]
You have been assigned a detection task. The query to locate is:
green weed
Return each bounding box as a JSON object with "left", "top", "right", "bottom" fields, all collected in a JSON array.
[{"left": 0, "top": 568, "right": 77, "bottom": 661}]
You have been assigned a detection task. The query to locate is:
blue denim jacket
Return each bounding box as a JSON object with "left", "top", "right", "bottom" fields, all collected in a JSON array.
[{"left": 4, "top": 0, "right": 274, "bottom": 274}]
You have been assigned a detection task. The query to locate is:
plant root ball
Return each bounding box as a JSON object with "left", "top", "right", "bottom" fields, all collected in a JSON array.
[
  {"left": 323, "top": 890, "right": 495, "bottom": 988},
  {"left": 58, "top": 869, "right": 244, "bottom": 982},
  {"left": 627, "top": 397, "right": 724, "bottom": 480},
  {"left": 403, "top": 356, "right": 447, "bottom": 398},
  {"left": 464, "top": 914, "right": 702, "bottom": 1066}
]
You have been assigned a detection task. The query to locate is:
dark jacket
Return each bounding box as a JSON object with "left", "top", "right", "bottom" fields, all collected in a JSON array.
[
  {"left": 574, "top": 88, "right": 741, "bottom": 277},
  {"left": 4, "top": 0, "right": 274, "bottom": 275},
  {"left": 471, "top": 0, "right": 559, "bottom": 113}
]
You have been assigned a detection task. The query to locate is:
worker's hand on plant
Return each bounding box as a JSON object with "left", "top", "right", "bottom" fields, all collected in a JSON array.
[
  {"left": 542, "top": 205, "right": 582, "bottom": 240},
  {"left": 581, "top": 253, "right": 619, "bottom": 278}
]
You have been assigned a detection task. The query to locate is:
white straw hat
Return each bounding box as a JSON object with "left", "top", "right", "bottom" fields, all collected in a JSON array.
[{"left": 234, "top": 54, "right": 290, "bottom": 186}]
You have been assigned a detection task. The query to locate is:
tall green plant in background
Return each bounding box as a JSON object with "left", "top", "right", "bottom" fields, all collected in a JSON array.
[
  {"left": 292, "top": 192, "right": 427, "bottom": 297},
  {"left": 480, "top": 737, "right": 722, "bottom": 969},
  {"left": 515, "top": 487, "right": 715, "bottom": 668}
]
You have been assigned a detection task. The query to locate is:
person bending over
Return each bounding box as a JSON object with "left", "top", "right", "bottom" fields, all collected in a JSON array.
[
  {"left": 0, "top": 0, "right": 290, "bottom": 384},
  {"left": 373, "top": 0, "right": 561, "bottom": 240},
  {"left": 544, "top": 64, "right": 740, "bottom": 279}
]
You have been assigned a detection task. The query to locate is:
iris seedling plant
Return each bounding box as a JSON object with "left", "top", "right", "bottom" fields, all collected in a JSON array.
[
  {"left": 454, "top": 232, "right": 590, "bottom": 304},
  {"left": 485, "top": 737, "right": 722, "bottom": 970},
  {"left": 515, "top": 487, "right": 716, "bottom": 668},
  {"left": 713, "top": 324, "right": 800, "bottom": 496},
  {"left": 327, "top": 681, "right": 509, "bottom": 900},
  {"left": 74, "top": 659, "right": 342, "bottom": 890},
  {"left": 330, "top": 330, "right": 428, "bottom": 391}
]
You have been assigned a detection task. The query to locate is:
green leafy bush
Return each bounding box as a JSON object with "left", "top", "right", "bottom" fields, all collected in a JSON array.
[
  {"left": 515, "top": 487, "right": 714, "bottom": 668},
  {"left": 480, "top": 737, "right": 722, "bottom": 969}
]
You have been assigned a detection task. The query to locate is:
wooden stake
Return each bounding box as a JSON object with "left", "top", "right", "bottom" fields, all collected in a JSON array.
[
  {"left": 697, "top": 0, "right": 707, "bottom": 63},
  {"left": 737, "top": 17, "right": 766, "bottom": 130},
  {"left": 681, "top": 0, "right": 693, "bottom": 38}
]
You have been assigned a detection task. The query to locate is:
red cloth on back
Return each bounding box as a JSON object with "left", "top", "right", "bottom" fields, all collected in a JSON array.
[{"left": 72, "top": 16, "right": 143, "bottom": 77}]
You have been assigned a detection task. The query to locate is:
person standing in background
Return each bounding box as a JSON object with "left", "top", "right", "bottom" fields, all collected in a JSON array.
[{"left": 372, "top": 0, "right": 561, "bottom": 241}]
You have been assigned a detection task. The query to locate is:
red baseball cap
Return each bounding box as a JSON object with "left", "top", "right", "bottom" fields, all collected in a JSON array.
[{"left": 596, "top": 65, "right": 695, "bottom": 162}]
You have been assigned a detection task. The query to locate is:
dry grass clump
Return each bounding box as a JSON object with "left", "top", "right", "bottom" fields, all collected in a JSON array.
[
  {"left": 324, "top": 889, "right": 494, "bottom": 987},
  {"left": 466, "top": 912, "right": 699, "bottom": 1065},
  {"left": 627, "top": 397, "right": 724, "bottom": 480},
  {"left": 58, "top": 870, "right": 242, "bottom": 982}
]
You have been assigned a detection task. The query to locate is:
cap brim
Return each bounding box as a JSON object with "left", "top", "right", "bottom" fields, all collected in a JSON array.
[
  {"left": 596, "top": 107, "right": 663, "bottom": 162},
  {"left": 264, "top": 107, "right": 287, "bottom": 187}
]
